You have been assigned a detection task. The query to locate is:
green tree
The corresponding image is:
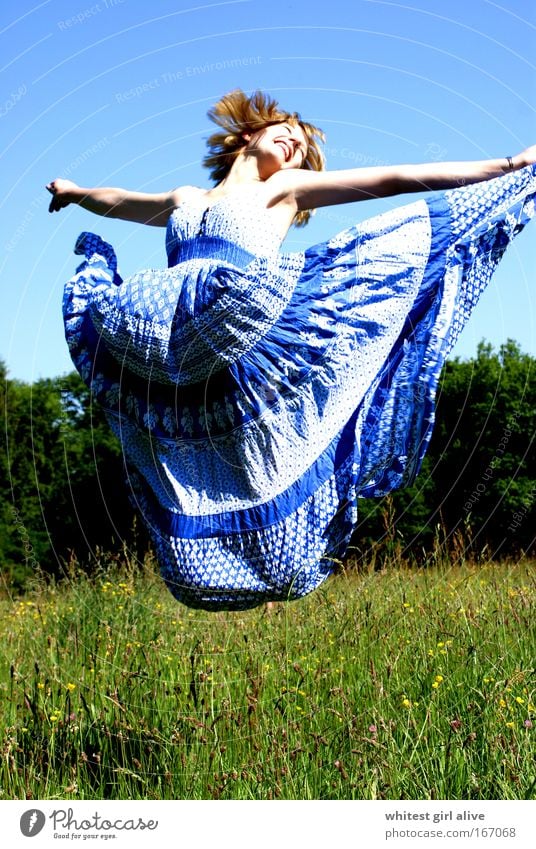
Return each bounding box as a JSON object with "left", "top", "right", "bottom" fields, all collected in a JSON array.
[
  {"left": 355, "top": 341, "right": 536, "bottom": 562},
  {"left": 431, "top": 339, "right": 535, "bottom": 555},
  {"left": 1, "top": 364, "right": 64, "bottom": 586},
  {"left": 1, "top": 364, "right": 140, "bottom": 589},
  {"left": 46, "top": 371, "right": 139, "bottom": 569}
]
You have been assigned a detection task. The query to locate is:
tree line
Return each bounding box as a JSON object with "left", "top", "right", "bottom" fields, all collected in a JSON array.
[{"left": 1, "top": 340, "right": 535, "bottom": 590}]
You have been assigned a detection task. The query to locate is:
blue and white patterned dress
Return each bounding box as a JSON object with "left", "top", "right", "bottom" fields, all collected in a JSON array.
[{"left": 63, "top": 166, "right": 536, "bottom": 609}]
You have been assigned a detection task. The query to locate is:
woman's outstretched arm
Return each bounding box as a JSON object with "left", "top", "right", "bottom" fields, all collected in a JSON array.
[
  {"left": 272, "top": 145, "right": 536, "bottom": 212},
  {"left": 46, "top": 179, "right": 184, "bottom": 226}
]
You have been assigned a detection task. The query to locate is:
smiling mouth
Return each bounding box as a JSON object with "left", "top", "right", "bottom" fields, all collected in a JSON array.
[{"left": 275, "top": 140, "right": 292, "bottom": 161}]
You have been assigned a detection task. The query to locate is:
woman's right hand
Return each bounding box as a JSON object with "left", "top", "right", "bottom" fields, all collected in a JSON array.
[{"left": 46, "top": 178, "right": 80, "bottom": 212}]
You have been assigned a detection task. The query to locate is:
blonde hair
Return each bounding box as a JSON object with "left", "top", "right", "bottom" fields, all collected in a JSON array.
[{"left": 203, "top": 89, "right": 325, "bottom": 227}]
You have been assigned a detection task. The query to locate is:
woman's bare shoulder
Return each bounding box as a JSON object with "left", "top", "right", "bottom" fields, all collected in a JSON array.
[{"left": 169, "top": 185, "right": 206, "bottom": 207}]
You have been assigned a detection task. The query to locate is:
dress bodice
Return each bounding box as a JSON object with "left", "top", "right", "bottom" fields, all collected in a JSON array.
[{"left": 166, "top": 189, "right": 281, "bottom": 264}]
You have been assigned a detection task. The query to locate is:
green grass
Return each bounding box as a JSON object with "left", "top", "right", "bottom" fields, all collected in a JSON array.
[{"left": 0, "top": 554, "right": 534, "bottom": 800}]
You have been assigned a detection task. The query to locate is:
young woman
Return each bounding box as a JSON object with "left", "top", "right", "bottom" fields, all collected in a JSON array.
[{"left": 47, "top": 89, "right": 536, "bottom": 610}]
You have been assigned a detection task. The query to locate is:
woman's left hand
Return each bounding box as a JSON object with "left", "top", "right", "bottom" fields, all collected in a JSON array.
[{"left": 516, "top": 145, "right": 536, "bottom": 168}]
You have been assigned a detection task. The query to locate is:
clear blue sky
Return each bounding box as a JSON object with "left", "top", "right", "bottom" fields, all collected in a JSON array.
[{"left": 2, "top": 0, "right": 535, "bottom": 382}]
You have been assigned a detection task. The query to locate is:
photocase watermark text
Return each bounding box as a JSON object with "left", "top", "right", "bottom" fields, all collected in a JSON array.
[
  {"left": 1, "top": 84, "right": 27, "bottom": 119},
  {"left": 49, "top": 807, "right": 158, "bottom": 833},
  {"left": 423, "top": 141, "right": 448, "bottom": 162},
  {"left": 323, "top": 146, "right": 388, "bottom": 167},
  {"left": 463, "top": 412, "right": 520, "bottom": 513},
  {"left": 57, "top": 0, "right": 125, "bottom": 30},
  {"left": 507, "top": 487, "right": 535, "bottom": 532},
  {"left": 11, "top": 505, "right": 40, "bottom": 570},
  {"left": 6, "top": 136, "right": 110, "bottom": 253},
  {"left": 114, "top": 56, "right": 263, "bottom": 103}
]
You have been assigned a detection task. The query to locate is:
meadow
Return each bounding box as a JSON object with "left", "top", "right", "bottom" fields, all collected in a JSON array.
[{"left": 1, "top": 553, "right": 534, "bottom": 800}]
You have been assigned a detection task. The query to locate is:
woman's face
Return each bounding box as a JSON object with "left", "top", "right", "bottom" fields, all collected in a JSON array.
[{"left": 243, "top": 122, "right": 308, "bottom": 177}]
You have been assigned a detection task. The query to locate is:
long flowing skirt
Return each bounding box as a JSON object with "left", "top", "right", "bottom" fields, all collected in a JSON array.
[{"left": 63, "top": 166, "right": 536, "bottom": 609}]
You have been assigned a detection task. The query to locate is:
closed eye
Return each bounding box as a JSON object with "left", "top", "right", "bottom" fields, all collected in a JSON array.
[{"left": 282, "top": 124, "right": 306, "bottom": 161}]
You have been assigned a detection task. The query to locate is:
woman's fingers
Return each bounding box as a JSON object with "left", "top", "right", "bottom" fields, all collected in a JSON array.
[
  {"left": 46, "top": 178, "right": 77, "bottom": 212},
  {"left": 46, "top": 181, "right": 67, "bottom": 212},
  {"left": 48, "top": 189, "right": 59, "bottom": 212},
  {"left": 47, "top": 182, "right": 57, "bottom": 212}
]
